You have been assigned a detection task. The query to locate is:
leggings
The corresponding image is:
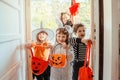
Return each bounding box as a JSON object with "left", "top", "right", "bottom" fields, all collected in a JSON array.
[
  {"left": 33, "top": 66, "right": 50, "bottom": 80},
  {"left": 72, "top": 61, "right": 84, "bottom": 80}
]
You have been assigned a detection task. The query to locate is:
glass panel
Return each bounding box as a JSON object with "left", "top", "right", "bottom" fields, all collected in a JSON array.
[
  {"left": 31, "top": 0, "right": 71, "bottom": 31},
  {"left": 31, "top": 0, "right": 91, "bottom": 39},
  {"left": 30, "top": 0, "right": 91, "bottom": 79}
]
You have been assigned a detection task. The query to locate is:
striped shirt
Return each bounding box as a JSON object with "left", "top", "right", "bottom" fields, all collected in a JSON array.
[{"left": 69, "top": 37, "right": 87, "bottom": 61}]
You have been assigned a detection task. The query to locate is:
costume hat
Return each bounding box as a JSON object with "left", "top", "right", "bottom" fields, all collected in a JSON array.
[{"left": 32, "top": 28, "right": 54, "bottom": 41}]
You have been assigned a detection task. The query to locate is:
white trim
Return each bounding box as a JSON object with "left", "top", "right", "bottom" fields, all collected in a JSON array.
[
  {"left": 25, "top": 0, "right": 32, "bottom": 80},
  {"left": 0, "top": 62, "right": 21, "bottom": 80}
]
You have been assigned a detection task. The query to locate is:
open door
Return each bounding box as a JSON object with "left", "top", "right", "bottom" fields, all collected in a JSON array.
[{"left": 0, "top": 0, "right": 27, "bottom": 80}]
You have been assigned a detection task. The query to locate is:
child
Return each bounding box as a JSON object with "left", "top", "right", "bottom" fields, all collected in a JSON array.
[
  {"left": 69, "top": 23, "right": 91, "bottom": 80},
  {"left": 60, "top": 12, "right": 73, "bottom": 37},
  {"left": 60, "top": 12, "right": 73, "bottom": 27},
  {"left": 26, "top": 28, "right": 54, "bottom": 80},
  {"left": 50, "top": 28, "right": 74, "bottom": 80}
]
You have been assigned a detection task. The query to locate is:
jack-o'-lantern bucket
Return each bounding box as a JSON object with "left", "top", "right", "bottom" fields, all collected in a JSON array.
[
  {"left": 31, "top": 57, "right": 49, "bottom": 75},
  {"left": 50, "top": 44, "right": 67, "bottom": 68}
]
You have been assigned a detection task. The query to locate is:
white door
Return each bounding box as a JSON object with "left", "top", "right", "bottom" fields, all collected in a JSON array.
[{"left": 0, "top": 0, "right": 27, "bottom": 80}]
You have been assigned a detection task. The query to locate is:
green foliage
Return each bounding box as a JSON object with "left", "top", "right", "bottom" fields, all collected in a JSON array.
[{"left": 31, "top": 0, "right": 90, "bottom": 30}]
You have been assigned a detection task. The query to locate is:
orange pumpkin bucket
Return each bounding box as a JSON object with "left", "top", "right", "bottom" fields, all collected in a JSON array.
[
  {"left": 31, "top": 57, "right": 49, "bottom": 75},
  {"left": 50, "top": 44, "right": 67, "bottom": 68},
  {"left": 50, "top": 54, "right": 66, "bottom": 68}
]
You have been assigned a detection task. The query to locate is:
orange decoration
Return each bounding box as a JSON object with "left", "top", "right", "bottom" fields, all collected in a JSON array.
[
  {"left": 69, "top": 3, "right": 80, "bottom": 16},
  {"left": 50, "top": 53, "right": 66, "bottom": 68}
]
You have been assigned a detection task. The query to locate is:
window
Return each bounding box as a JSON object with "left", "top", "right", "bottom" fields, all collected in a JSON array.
[{"left": 31, "top": 0, "right": 90, "bottom": 39}]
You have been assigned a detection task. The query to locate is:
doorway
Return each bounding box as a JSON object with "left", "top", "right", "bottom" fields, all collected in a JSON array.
[
  {"left": 28, "top": 0, "right": 97, "bottom": 80},
  {"left": 30, "top": 0, "right": 91, "bottom": 38}
]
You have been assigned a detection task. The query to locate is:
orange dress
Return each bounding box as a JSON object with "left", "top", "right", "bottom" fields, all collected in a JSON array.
[{"left": 32, "top": 42, "right": 51, "bottom": 61}]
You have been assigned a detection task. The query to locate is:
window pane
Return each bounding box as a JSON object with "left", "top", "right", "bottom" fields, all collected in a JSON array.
[{"left": 31, "top": 0, "right": 91, "bottom": 39}]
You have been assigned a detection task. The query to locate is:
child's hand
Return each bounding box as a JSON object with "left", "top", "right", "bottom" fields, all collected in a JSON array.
[
  {"left": 61, "top": 42, "right": 68, "bottom": 49},
  {"left": 46, "top": 43, "right": 53, "bottom": 49},
  {"left": 81, "top": 39, "right": 92, "bottom": 45},
  {"left": 25, "top": 43, "right": 32, "bottom": 49}
]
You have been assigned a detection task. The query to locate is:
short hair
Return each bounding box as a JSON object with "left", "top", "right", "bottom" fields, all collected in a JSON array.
[{"left": 73, "top": 23, "right": 84, "bottom": 33}]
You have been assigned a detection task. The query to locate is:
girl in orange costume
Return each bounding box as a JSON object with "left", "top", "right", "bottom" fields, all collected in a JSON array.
[{"left": 26, "top": 28, "right": 54, "bottom": 80}]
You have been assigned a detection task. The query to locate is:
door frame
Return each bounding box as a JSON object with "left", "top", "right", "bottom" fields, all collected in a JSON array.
[
  {"left": 25, "top": 0, "right": 102, "bottom": 80},
  {"left": 98, "top": 0, "right": 104, "bottom": 80},
  {"left": 25, "top": 0, "right": 32, "bottom": 80}
]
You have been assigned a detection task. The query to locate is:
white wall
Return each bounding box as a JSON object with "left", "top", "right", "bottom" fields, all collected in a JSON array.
[{"left": 103, "top": 0, "right": 119, "bottom": 80}]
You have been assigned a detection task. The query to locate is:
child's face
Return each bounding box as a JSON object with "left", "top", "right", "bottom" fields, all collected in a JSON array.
[
  {"left": 62, "top": 14, "right": 70, "bottom": 24},
  {"left": 56, "top": 33, "right": 67, "bottom": 44},
  {"left": 75, "top": 26, "right": 85, "bottom": 39},
  {"left": 38, "top": 32, "right": 48, "bottom": 41}
]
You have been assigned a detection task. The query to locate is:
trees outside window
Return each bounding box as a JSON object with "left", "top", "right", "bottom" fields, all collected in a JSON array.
[{"left": 31, "top": 0, "right": 90, "bottom": 38}]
